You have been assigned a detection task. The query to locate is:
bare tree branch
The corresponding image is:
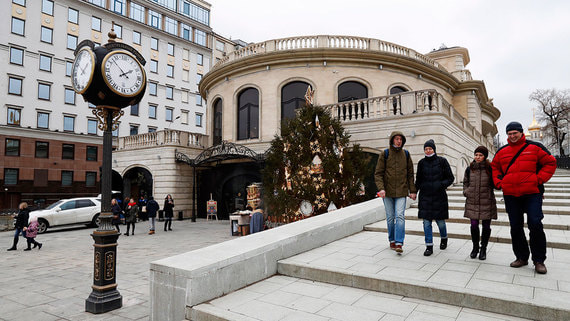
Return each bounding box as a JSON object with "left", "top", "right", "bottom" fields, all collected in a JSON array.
[{"left": 530, "top": 88, "right": 570, "bottom": 156}]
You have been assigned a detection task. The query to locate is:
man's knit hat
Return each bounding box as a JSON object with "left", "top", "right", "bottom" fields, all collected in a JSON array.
[
  {"left": 474, "top": 146, "right": 489, "bottom": 159},
  {"left": 506, "top": 121, "right": 524, "bottom": 133},
  {"left": 423, "top": 139, "right": 436, "bottom": 152}
]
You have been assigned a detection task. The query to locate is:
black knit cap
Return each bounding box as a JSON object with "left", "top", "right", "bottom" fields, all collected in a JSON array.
[
  {"left": 506, "top": 121, "right": 524, "bottom": 133},
  {"left": 474, "top": 146, "right": 489, "bottom": 159},
  {"left": 423, "top": 139, "right": 436, "bottom": 152}
]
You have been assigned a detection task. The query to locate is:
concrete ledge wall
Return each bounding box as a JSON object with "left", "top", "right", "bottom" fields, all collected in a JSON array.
[{"left": 149, "top": 198, "right": 385, "bottom": 321}]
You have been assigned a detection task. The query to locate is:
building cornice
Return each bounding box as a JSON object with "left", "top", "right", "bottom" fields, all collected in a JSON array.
[{"left": 0, "top": 126, "right": 105, "bottom": 144}]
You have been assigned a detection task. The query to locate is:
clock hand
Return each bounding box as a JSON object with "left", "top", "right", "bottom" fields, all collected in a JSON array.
[
  {"left": 80, "top": 62, "right": 88, "bottom": 75},
  {"left": 120, "top": 70, "right": 133, "bottom": 78},
  {"left": 112, "top": 60, "right": 128, "bottom": 77}
]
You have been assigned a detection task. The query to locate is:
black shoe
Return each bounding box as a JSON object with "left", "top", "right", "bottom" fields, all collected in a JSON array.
[
  {"left": 440, "top": 238, "right": 447, "bottom": 250},
  {"left": 24, "top": 248, "right": 31, "bottom": 251},
  {"left": 423, "top": 246, "right": 433, "bottom": 256},
  {"left": 478, "top": 247, "right": 487, "bottom": 260},
  {"left": 7, "top": 247, "right": 16, "bottom": 251},
  {"left": 124, "top": 233, "right": 129, "bottom": 236},
  {"left": 33, "top": 243, "right": 38, "bottom": 249},
  {"left": 38, "top": 243, "right": 42, "bottom": 250},
  {"left": 168, "top": 228, "right": 172, "bottom": 231}
]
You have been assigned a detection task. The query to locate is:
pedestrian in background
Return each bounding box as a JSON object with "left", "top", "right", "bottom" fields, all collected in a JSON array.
[
  {"left": 415, "top": 139, "right": 455, "bottom": 256},
  {"left": 163, "top": 194, "right": 174, "bottom": 231},
  {"left": 146, "top": 196, "right": 159, "bottom": 235},
  {"left": 111, "top": 198, "right": 122, "bottom": 233},
  {"left": 463, "top": 146, "right": 497, "bottom": 260},
  {"left": 124, "top": 198, "right": 138, "bottom": 236},
  {"left": 23, "top": 216, "right": 42, "bottom": 251},
  {"left": 138, "top": 195, "right": 148, "bottom": 221},
  {"left": 7, "top": 202, "right": 30, "bottom": 251}
]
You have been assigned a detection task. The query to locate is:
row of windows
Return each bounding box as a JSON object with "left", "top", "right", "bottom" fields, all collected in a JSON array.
[
  {"left": 11, "top": 17, "right": 79, "bottom": 49},
  {"left": 8, "top": 77, "right": 75, "bottom": 104},
  {"left": 3, "top": 168, "right": 97, "bottom": 187},
  {"left": 128, "top": 111, "right": 202, "bottom": 135},
  {"left": 5, "top": 138, "right": 98, "bottom": 161}
]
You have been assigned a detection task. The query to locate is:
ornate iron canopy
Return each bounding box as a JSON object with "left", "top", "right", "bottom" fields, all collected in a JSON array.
[{"left": 175, "top": 141, "right": 265, "bottom": 166}]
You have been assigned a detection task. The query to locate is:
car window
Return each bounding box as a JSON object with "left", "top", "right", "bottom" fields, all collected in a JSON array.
[
  {"left": 46, "top": 200, "right": 64, "bottom": 210},
  {"left": 76, "top": 199, "right": 95, "bottom": 208},
  {"left": 60, "top": 201, "right": 76, "bottom": 210}
]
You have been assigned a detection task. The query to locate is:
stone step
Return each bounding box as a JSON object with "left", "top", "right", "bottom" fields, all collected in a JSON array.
[
  {"left": 404, "top": 208, "right": 570, "bottom": 231},
  {"left": 447, "top": 190, "right": 570, "bottom": 200},
  {"left": 365, "top": 220, "right": 570, "bottom": 250},
  {"left": 411, "top": 201, "right": 570, "bottom": 216},
  {"left": 444, "top": 195, "right": 570, "bottom": 207},
  {"left": 447, "top": 185, "right": 570, "bottom": 193},
  {"left": 276, "top": 231, "right": 570, "bottom": 321},
  {"left": 190, "top": 274, "right": 535, "bottom": 321}
]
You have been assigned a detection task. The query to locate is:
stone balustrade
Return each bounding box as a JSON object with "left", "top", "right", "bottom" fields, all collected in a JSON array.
[
  {"left": 117, "top": 129, "right": 204, "bottom": 150},
  {"left": 213, "top": 35, "right": 446, "bottom": 72}
]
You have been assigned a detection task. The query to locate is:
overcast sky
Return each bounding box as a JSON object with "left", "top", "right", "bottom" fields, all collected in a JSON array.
[{"left": 208, "top": 0, "right": 570, "bottom": 141}]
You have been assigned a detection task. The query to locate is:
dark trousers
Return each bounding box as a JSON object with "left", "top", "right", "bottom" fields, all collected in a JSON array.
[{"left": 504, "top": 193, "right": 546, "bottom": 263}]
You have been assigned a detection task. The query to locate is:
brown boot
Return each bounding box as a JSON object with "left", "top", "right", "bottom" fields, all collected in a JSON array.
[
  {"left": 510, "top": 259, "right": 528, "bottom": 268},
  {"left": 534, "top": 262, "right": 547, "bottom": 274}
]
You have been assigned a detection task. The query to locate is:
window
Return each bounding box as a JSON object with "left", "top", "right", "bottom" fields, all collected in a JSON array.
[
  {"left": 66, "top": 61, "right": 73, "bottom": 76},
  {"left": 11, "top": 17, "right": 25, "bottom": 36},
  {"left": 88, "top": 119, "right": 98, "bottom": 134},
  {"left": 389, "top": 86, "right": 408, "bottom": 114},
  {"left": 130, "top": 104, "right": 139, "bottom": 116},
  {"left": 165, "top": 17, "right": 177, "bottom": 35},
  {"left": 41, "top": 27, "right": 53, "bottom": 44},
  {"left": 61, "top": 171, "right": 73, "bottom": 186},
  {"left": 63, "top": 116, "right": 75, "bottom": 132},
  {"left": 68, "top": 8, "right": 79, "bottom": 24},
  {"left": 4, "top": 169, "right": 18, "bottom": 185},
  {"left": 35, "top": 141, "right": 49, "bottom": 158},
  {"left": 130, "top": 2, "right": 144, "bottom": 22},
  {"left": 39, "top": 55, "right": 52, "bottom": 71},
  {"left": 196, "top": 113, "right": 202, "bottom": 127},
  {"left": 197, "top": 53, "right": 203, "bottom": 65},
  {"left": 153, "top": 0, "right": 176, "bottom": 10},
  {"left": 149, "top": 82, "right": 157, "bottom": 96},
  {"left": 281, "top": 81, "right": 310, "bottom": 121},
  {"left": 166, "top": 108, "right": 173, "bottom": 122},
  {"left": 38, "top": 83, "right": 51, "bottom": 100},
  {"left": 64, "top": 88, "right": 76, "bottom": 104},
  {"left": 7, "top": 107, "right": 21, "bottom": 126},
  {"left": 129, "top": 125, "right": 139, "bottom": 135},
  {"left": 13, "top": 0, "right": 25, "bottom": 5},
  {"left": 114, "top": 24, "right": 122, "bottom": 38},
  {"left": 168, "top": 43, "right": 175, "bottom": 56},
  {"left": 8, "top": 77, "right": 23, "bottom": 95},
  {"left": 92, "top": 17, "right": 101, "bottom": 32},
  {"left": 196, "top": 95, "right": 202, "bottom": 106},
  {"left": 151, "top": 37, "right": 159, "bottom": 50},
  {"left": 181, "top": 110, "right": 189, "bottom": 124},
  {"left": 112, "top": 126, "right": 119, "bottom": 137},
  {"left": 215, "top": 40, "right": 225, "bottom": 52},
  {"left": 195, "top": 29, "right": 206, "bottom": 46},
  {"left": 196, "top": 73, "right": 203, "bottom": 85},
  {"left": 110, "top": 0, "right": 126, "bottom": 15},
  {"left": 338, "top": 81, "right": 368, "bottom": 102},
  {"left": 67, "top": 34, "right": 78, "bottom": 50},
  {"left": 10, "top": 47, "right": 24, "bottom": 65},
  {"left": 148, "top": 127, "right": 157, "bottom": 133},
  {"left": 213, "top": 98, "right": 222, "bottom": 145},
  {"left": 237, "top": 88, "right": 259, "bottom": 140},
  {"left": 148, "top": 10, "right": 162, "bottom": 29},
  {"left": 149, "top": 60, "right": 158, "bottom": 73},
  {"left": 182, "top": 24, "right": 191, "bottom": 41},
  {"left": 86, "top": 146, "right": 98, "bottom": 161},
  {"left": 148, "top": 104, "right": 157, "bottom": 119},
  {"left": 37, "top": 112, "right": 49, "bottom": 129},
  {"left": 133, "top": 31, "right": 141, "bottom": 45},
  {"left": 89, "top": 0, "right": 105, "bottom": 7},
  {"left": 62, "top": 144, "right": 74, "bottom": 159},
  {"left": 5, "top": 139, "right": 20, "bottom": 156},
  {"left": 42, "top": 0, "right": 54, "bottom": 15},
  {"left": 166, "top": 86, "right": 173, "bottom": 99},
  {"left": 181, "top": 1, "right": 210, "bottom": 25},
  {"left": 86, "top": 172, "right": 97, "bottom": 187},
  {"left": 167, "top": 65, "right": 174, "bottom": 77}
]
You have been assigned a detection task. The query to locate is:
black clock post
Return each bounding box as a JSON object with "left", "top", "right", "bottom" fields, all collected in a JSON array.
[{"left": 71, "top": 27, "right": 146, "bottom": 314}]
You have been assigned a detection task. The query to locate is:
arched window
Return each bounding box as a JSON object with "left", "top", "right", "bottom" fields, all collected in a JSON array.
[
  {"left": 338, "top": 81, "right": 368, "bottom": 102},
  {"left": 389, "top": 86, "right": 409, "bottom": 115},
  {"left": 389, "top": 86, "right": 408, "bottom": 95},
  {"left": 237, "top": 88, "right": 259, "bottom": 140},
  {"left": 281, "top": 81, "right": 310, "bottom": 121},
  {"left": 213, "top": 98, "right": 222, "bottom": 145}
]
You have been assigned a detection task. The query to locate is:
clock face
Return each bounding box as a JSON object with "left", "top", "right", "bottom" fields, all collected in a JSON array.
[
  {"left": 300, "top": 200, "right": 313, "bottom": 216},
  {"left": 101, "top": 50, "right": 146, "bottom": 97},
  {"left": 71, "top": 47, "right": 95, "bottom": 94}
]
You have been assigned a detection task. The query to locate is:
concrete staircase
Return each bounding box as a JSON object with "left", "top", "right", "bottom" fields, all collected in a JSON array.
[{"left": 190, "top": 170, "right": 570, "bottom": 320}]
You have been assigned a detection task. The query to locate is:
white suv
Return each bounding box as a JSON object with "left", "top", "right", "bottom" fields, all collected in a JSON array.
[{"left": 29, "top": 197, "right": 101, "bottom": 234}]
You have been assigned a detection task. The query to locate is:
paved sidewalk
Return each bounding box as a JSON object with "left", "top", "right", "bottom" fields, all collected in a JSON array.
[{"left": 0, "top": 219, "right": 235, "bottom": 321}]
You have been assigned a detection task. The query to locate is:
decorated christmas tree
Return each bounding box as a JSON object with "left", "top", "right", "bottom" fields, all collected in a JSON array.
[{"left": 262, "top": 87, "right": 370, "bottom": 222}]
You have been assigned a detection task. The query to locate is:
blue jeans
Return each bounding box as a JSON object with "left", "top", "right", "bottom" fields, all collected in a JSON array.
[
  {"left": 13, "top": 228, "right": 25, "bottom": 238},
  {"left": 504, "top": 194, "right": 546, "bottom": 263},
  {"left": 383, "top": 197, "right": 406, "bottom": 245},
  {"left": 423, "top": 219, "right": 447, "bottom": 245}
]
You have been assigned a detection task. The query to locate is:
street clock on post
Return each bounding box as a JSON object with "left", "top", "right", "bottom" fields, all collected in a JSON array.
[
  {"left": 71, "top": 47, "right": 95, "bottom": 94},
  {"left": 101, "top": 50, "right": 146, "bottom": 98}
]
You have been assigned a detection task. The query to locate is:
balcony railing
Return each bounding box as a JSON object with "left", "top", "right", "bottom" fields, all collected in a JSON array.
[
  {"left": 214, "top": 35, "right": 447, "bottom": 73},
  {"left": 116, "top": 129, "right": 204, "bottom": 150}
]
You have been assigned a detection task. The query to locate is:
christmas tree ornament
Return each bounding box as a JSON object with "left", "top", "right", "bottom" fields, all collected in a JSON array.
[
  {"left": 300, "top": 200, "right": 313, "bottom": 216},
  {"left": 311, "top": 155, "right": 323, "bottom": 174},
  {"left": 304, "top": 85, "right": 315, "bottom": 105},
  {"left": 358, "top": 182, "right": 366, "bottom": 196},
  {"left": 327, "top": 202, "right": 338, "bottom": 212},
  {"left": 315, "top": 115, "right": 321, "bottom": 129}
]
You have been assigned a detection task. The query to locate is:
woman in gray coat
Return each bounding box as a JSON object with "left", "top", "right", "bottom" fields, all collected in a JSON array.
[{"left": 463, "top": 146, "right": 497, "bottom": 260}]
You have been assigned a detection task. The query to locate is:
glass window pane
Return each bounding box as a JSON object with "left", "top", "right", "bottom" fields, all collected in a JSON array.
[
  {"left": 196, "top": 113, "right": 202, "bottom": 127},
  {"left": 165, "top": 17, "right": 177, "bottom": 35},
  {"left": 92, "top": 17, "right": 101, "bottom": 31},
  {"left": 62, "top": 144, "right": 74, "bottom": 159},
  {"left": 197, "top": 53, "right": 203, "bottom": 65},
  {"left": 68, "top": 8, "right": 79, "bottom": 24},
  {"left": 151, "top": 38, "right": 158, "bottom": 50},
  {"left": 86, "top": 146, "right": 97, "bottom": 161},
  {"left": 148, "top": 10, "right": 162, "bottom": 29},
  {"left": 238, "top": 88, "right": 259, "bottom": 140},
  {"left": 62, "top": 171, "right": 73, "bottom": 186},
  {"left": 166, "top": 87, "right": 173, "bottom": 99},
  {"left": 182, "top": 25, "right": 191, "bottom": 41},
  {"left": 5, "top": 169, "right": 18, "bottom": 185},
  {"left": 66, "top": 61, "right": 73, "bottom": 76},
  {"left": 166, "top": 108, "right": 173, "bottom": 121},
  {"left": 114, "top": 24, "right": 122, "bottom": 38},
  {"left": 131, "top": 104, "right": 139, "bottom": 116},
  {"left": 213, "top": 98, "right": 222, "bottom": 145},
  {"left": 7, "top": 108, "right": 21, "bottom": 125},
  {"left": 195, "top": 29, "right": 206, "bottom": 46},
  {"left": 133, "top": 31, "right": 141, "bottom": 45},
  {"left": 167, "top": 65, "right": 174, "bottom": 77},
  {"left": 88, "top": 119, "right": 98, "bottom": 134},
  {"left": 6, "top": 139, "right": 20, "bottom": 156},
  {"left": 168, "top": 43, "right": 174, "bottom": 55},
  {"left": 10, "top": 47, "right": 24, "bottom": 65},
  {"left": 149, "top": 83, "right": 157, "bottom": 96},
  {"left": 9, "top": 78, "right": 22, "bottom": 95},
  {"left": 150, "top": 60, "right": 158, "bottom": 73},
  {"left": 41, "top": 27, "right": 53, "bottom": 43},
  {"left": 65, "top": 88, "right": 75, "bottom": 104},
  {"left": 149, "top": 105, "right": 156, "bottom": 118},
  {"left": 12, "top": 17, "right": 25, "bottom": 36},
  {"left": 37, "top": 112, "right": 49, "bottom": 128},
  {"left": 86, "top": 172, "right": 97, "bottom": 186},
  {"left": 38, "top": 83, "right": 50, "bottom": 100},
  {"left": 42, "top": 0, "right": 53, "bottom": 15},
  {"left": 281, "top": 81, "right": 310, "bottom": 121},
  {"left": 130, "top": 3, "right": 144, "bottom": 22},
  {"left": 181, "top": 1, "right": 210, "bottom": 25},
  {"left": 338, "top": 81, "right": 368, "bottom": 102},
  {"left": 148, "top": 127, "right": 156, "bottom": 133},
  {"left": 196, "top": 95, "right": 202, "bottom": 106},
  {"left": 13, "top": 0, "right": 26, "bottom": 6},
  {"left": 196, "top": 73, "right": 203, "bottom": 85},
  {"left": 67, "top": 34, "right": 78, "bottom": 50},
  {"left": 35, "top": 141, "right": 49, "bottom": 158},
  {"left": 39, "top": 55, "right": 52, "bottom": 71},
  {"left": 129, "top": 125, "right": 138, "bottom": 136},
  {"left": 110, "top": 0, "right": 126, "bottom": 15},
  {"left": 63, "top": 116, "right": 75, "bottom": 132}
]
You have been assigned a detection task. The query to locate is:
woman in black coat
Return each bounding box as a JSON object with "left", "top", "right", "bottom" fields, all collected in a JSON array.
[
  {"left": 163, "top": 194, "right": 174, "bottom": 231},
  {"left": 7, "top": 202, "right": 30, "bottom": 251},
  {"left": 415, "top": 139, "right": 455, "bottom": 256},
  {"left": 111, "top": 198, "right": 123, "bottom": 233}
]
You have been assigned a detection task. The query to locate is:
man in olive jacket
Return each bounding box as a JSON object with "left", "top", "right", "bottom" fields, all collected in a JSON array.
[{"left": 375, "top": 131, "right": 417, "bottom": 253}]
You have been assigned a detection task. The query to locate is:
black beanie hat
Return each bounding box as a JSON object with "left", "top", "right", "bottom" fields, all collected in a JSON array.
[
  {"left": 506, "top": 121, "right": 524, "bottom": 133},
  {"left": 474, "top": 146, "right": 489, "bottom": 159},
  {"left": 424, "top": 139, "right": 436, "bottom": 152}
]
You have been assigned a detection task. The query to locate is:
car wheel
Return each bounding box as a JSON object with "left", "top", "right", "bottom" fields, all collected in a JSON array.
[
  {"left": 91, "top": 214, "right": 100, "bottom": 227},
  {"left": 37, "top": 219, "right": 48, "bottom": 234}
]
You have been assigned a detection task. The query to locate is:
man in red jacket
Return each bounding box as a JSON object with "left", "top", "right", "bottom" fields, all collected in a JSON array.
[{"left": 491, "top": 121, "right": 557, "bottom": 274}]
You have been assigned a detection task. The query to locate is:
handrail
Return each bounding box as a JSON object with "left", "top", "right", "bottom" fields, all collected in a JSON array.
[{"left": 117, "top": 129, "right": 204, "bottom": 150}]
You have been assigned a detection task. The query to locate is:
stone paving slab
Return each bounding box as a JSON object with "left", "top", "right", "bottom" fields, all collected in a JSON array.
[
  {"left": 191, "top": 275, "right": 531, "bottom": 321},
  {"left": 276, "top": 231, "right": 570, "bottom": 320},
  {"left": 365, "top": 220, "right": 570, "bottom": 249}
]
